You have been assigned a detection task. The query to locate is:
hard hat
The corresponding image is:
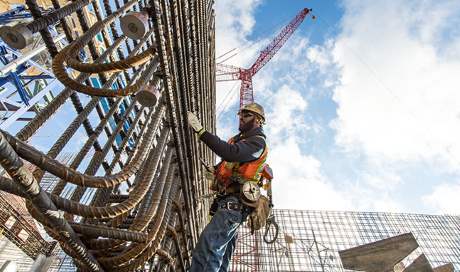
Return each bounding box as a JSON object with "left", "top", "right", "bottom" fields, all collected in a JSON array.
[{"left": 240, "top": 102, "right": 265, "bottom": 122}]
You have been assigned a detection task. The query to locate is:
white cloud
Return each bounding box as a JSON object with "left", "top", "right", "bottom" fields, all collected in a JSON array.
[
  {"left": 331, "top": 0, "right": 460, "bottom": 173},
  {"left": 269, "top": 138, "right": 353, "bottom": 211},
  {"left": 423, "top": 182, "right": 460, "bottom": 214},
  {"left": 360, "top": 171, "right": 402, "bottom": 191},
  {"left": 307, "top": 41, "right": 334, "bottom": 71},
  {"left": 345, "top": 182, "right": 404, "bottom": 212},
  {"left": 265, "top": 84, "right": 351, "bottom": 211},
  {"left": 342, "top": 168, "right": 406, "bottom": 213},
  {"left": 266, "top": 84, "right": 308, "bottom": 139},
  {"left": 215, "top": 0, "right": 262, "bottom": 55}
]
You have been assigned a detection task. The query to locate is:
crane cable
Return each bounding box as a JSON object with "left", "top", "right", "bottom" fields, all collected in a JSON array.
[
  {"left": 216, "top": 10, "right": 293, "bottom": 120},
  {"left": 216, "top": 81, "right": 238, "bottom": 115}
]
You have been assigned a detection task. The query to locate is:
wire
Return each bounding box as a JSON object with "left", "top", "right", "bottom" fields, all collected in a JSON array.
[
  {"left": 216, "top": 47, "right": 237, "bottom": 60},
  {"left": 216, "top": 80, "right": 238, "bottom": 113},
  {"left": 216, "top": 52, "right": 238, "bottom": 65},
  {"left": 217, "top": 82, "right": 239, "bottom": 120},
  {"left": 216, "top": 9, "right": 291, "bottom": 67}
]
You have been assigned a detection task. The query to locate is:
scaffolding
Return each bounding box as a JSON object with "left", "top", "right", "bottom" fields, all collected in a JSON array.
[{"left": 0, "top": 192, "right": 55, "bottom": 258}]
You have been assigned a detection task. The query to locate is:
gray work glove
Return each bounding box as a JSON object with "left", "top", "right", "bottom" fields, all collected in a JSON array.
[{"left": 187, "top": 111, "right": 205, "bottom": 134}]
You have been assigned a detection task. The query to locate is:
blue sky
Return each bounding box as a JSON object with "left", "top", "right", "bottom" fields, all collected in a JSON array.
[{"left": 214, "top": 0, "right": 460, "bottom": 214}]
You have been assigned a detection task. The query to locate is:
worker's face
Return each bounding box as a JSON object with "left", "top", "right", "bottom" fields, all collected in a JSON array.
[{"left": 238, "top": 110, "right": 256, "bottom": 132}]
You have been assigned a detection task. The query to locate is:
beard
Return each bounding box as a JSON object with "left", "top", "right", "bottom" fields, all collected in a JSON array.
[{"left": 239, "top": 119, "right": 256, "bottom": 133}]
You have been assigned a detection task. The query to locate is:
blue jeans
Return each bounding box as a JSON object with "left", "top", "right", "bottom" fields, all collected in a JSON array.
[{"left": 189, "top": 196, "right": 244, "bottom": 272}]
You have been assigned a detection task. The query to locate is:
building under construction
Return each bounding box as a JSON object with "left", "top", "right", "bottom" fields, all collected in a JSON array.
[
  {"left": 0, "top": 0, "right": 459, "bottom": 271},
  {"left": 232, "top": 210, "right": 460, "bottom": 271}
]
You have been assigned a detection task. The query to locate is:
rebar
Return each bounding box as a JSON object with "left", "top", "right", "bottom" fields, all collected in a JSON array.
[
  {"left": 0, "top": 132, "right": 103, "bottom": 271},
  {"left": 0, "top": 0, "right": 216, "bottom": 270}
]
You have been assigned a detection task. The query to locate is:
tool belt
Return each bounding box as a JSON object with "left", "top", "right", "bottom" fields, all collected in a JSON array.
[
  {"left": 209, "top": 177, "right": 249, "bottom": 216},
  {"left": 209, "top": 181, "right": 269, "bottom": 231},
  {"left": 219, "top": 201, "right": 243, "bottom": 211},
  {"left": 247, "top": 195, "right": 270, "bottom": 232},
  {"left": 209, "top": 194, "right": 246, "bottom": 216}
]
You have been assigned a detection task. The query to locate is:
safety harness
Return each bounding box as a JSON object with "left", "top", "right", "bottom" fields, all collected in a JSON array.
[{"left": 215, "top": 135, "right": 268, "bottom": 190}]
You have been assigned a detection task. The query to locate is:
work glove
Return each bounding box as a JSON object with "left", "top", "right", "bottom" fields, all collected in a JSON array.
[
  {"left": 204, "top": 165, "right": 215, "bottom": 178},
  {"left": 205, "top": 166, "right": 219, "bottom": 191},
  {"left": 187, "top": 111, "right": 205, "bottom": 135}
]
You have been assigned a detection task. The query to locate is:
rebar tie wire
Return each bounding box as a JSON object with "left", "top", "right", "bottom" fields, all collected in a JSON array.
[
  {"left": 45, "top": 33, "right": 158, "bottom": 186},
  {"left": 49, "top": 64, "right": 153, "bottom": 197},
  {"left": 0, "top": 0, "right": 215, "bottom": 269},
  {"left": 152, "top": 0, "right": 199, "bottom": 244},
  {"left": 0, "top": 109, "right": 164, "bottom": 211},
  {"left": 117, "top": 180, "right": 180, "bottom": 271},
  {"left": 50, "top": 123, "right": 169, "bottom": 219},
  {"left": 87, "top": 136, "right": 173, "bottom": 250},
  {"left": 102, "top": 162, "right": 176, "bottom": 264}
]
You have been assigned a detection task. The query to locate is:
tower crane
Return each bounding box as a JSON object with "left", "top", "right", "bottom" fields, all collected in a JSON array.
[{"left": 216, "top": 8, "right": 315, "bottom": 107}]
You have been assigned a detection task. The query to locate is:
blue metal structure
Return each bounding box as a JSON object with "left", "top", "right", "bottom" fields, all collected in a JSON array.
[
  {"left": 0, "top": 5, "right": 32, "bottom": 25},
  {"left": 89, "top": 77, "right": 134, "bottom": 147},
  {"left": 0, "top": 39, "right": 61, "bottom": 128},
  {"left": 0, "top": 4, "right": 65, "bottom": 129},
  {"left": 0, "top": 3, "right": 134, "bottom": 152}
]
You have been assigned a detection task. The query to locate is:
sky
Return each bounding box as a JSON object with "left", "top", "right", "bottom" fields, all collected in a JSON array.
[{"left": 213, "top": 0, "right": 460, "bottom": 215}]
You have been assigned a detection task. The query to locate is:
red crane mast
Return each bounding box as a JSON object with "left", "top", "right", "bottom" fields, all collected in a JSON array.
[{"left": 216, "top": 8, "right": 313, "bottom": 107}]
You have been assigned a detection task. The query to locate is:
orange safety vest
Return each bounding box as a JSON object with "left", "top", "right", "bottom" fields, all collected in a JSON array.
[{"left": 215, "top": 136, "right": 268, "bottom": 188}]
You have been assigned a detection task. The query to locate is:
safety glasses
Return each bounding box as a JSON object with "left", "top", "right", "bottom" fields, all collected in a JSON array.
[{"left": 237, "top": 111, "right": 254, "bottom": 119}]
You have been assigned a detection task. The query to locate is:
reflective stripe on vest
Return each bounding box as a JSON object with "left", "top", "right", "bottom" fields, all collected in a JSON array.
[{"left": 215, "top": 136, "right": 268, "bottom": 187}]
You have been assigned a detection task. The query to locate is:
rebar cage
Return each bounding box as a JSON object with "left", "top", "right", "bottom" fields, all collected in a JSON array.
[{"left": 0, "top": 0, "right": 216, "bottom": 270}]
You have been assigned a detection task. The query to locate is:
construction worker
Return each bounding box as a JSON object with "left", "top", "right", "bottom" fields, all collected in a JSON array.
[{"left": 187, "top": 102, "right": 268, "bottom": 272}]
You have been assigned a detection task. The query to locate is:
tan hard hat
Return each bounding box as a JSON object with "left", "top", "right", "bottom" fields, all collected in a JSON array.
[{"left": 240, "top": 102, "right": 265, "bottom": 122}]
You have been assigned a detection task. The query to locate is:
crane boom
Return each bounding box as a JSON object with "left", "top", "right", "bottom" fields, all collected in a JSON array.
[
  {"left": 216, "top": 8, "right": 313, "bottom": 107},
  {"left": 249, "top": 8, "right": 310, "bottom": 76}
]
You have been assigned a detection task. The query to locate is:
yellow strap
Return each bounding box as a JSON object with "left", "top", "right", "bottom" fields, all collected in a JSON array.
[{"left": 198, "top": 128, "right": 206, "bottom": 138}]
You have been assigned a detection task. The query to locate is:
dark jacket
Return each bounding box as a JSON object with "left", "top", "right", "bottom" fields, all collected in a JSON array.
[{"left": 199, "top": 127, "right": 266, "bottom": 163}]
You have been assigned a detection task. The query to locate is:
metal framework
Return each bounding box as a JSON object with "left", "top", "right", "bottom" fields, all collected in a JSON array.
[
  {"left": 0, "top": 0, "right": 216, "bottom": 270},
  {"left": 0, "top": 5, "right": 32, "bottom": 25},
  {"left": 0, "top": 36, "right": 64, "bottom": 129},
  {"left": 216, "top": 8, "right": 312, "bottom": 107},
  {"left": 231, "top": 209, "right": 460, "bottom": 271},
  {"left": 0, "top": 191, "right": 56, "bottom": 259}
]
